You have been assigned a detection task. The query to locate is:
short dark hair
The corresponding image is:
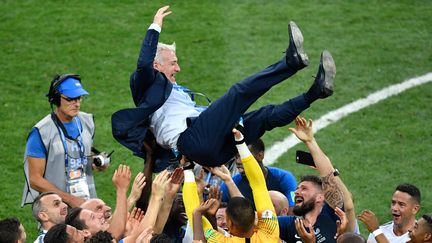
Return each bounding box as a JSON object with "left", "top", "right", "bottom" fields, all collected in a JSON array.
[
  {"left": 150, "top": 233, "right": 172, "bottom": 242},
  {"left": 32, "top": 191, "right": 57, "bottom": 223},
  {"left": 422, "top": 214, "right": 432, "bottom": 232},
  {"left": 0, "top": 217, "right": 21, "bottom": 243},
  {"left": 300, "top": 175, "right": 322, "bottom": 188},
  {"left": 226, "top": 197, "right": 255, "bottom": 233},
  {"left": 44, "top": 223, "right": 68, "bottom": 243},
  {"left": 249, "top": 139, "right": 265, "bottom": 154},
  {"left": 85, "top": 230, "right": 113, "bottom": 243},
  {"left": 395, "top": 183, "right": 421, "bottom": 204},
  {"left": 66, "top": 207, "right": 87, "bottom": 230}
]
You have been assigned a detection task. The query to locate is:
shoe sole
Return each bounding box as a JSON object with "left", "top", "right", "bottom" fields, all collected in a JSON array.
[
  {"left": 321, "top": 50, "right": 336, "bottom": 96},
  {"left": 289, "top": 21, "right": 309, "bottom": 66}
]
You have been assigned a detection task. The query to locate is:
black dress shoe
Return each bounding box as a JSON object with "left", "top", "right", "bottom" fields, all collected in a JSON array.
[
  {"left": 286, "top": 21, "right": 309, "bottom": 70},
  {"left": 307, "top": 50, "right": 336, "bottom": 100}
]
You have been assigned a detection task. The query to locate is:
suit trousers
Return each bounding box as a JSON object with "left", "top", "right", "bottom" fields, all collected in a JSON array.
[{"left": 177, "top": 58, "right": 309, "bottom": 166}]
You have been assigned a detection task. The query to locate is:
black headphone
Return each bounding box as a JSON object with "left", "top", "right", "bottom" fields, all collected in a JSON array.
[{"left": 47, "top": 74, "right": 81, "bottom": 106}]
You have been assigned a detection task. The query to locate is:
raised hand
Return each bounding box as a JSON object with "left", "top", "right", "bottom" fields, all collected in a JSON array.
[
  {"left": 112, "top": 164, "right": 132, "bottom": 193},
  {"left": 166, "top": 168, "right": 184, "bottom": 199},
  {"left": 288, "top": 116, "right": 314, "bottom": 143},
  {"left": 194, "top": 199, "right": 218, "bottom": 215},
  {"left": 206, "top": 185, "right": 222, "bottom": 216},
  {"left": 153, "top": 6, "right": 172, "bottom": 28},
  {"left": 195, "top": 168, "right": 207, "bottom": 194},
  {"left": 136, "top": 226, "right": 153, "bottom": 243},
  {"left": 125, "top": 207, "right": 144, "bottom": 236},
  {"left": 232, "top": 128, "right": 244, "bottom": 142},
  {"left": 294, "top": 218, "right": 316, "bottom": 243},
  {"left": 358, "top": 209, "right": 380, "bottom": 233},
  {"left": 129, "top": 172, "right": 146, "bottom": 203},
  {"left": 334, "top": 207, "right": 348, "bottom": 239},
  {"left": 208, "top": 165, "right": 231, "bottom": 182},
  {"left": 151, "top": 170, "right": 171, "bottom": 199}
]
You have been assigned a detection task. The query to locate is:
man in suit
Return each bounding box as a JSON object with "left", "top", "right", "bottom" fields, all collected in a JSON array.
[{"left": 112, "top": 5, "right": 336, "bottom": 168}]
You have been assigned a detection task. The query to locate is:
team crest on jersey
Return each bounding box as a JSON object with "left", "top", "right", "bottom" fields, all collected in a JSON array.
[{"left": 261, "top": 210, "right": 273, "bottom": 219}]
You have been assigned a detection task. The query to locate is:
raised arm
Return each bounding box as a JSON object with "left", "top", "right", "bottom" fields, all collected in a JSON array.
[
  {"left": 140, "top": 170, "right": 171, "bottom": 230},
  {"left": 208, "top": 165, "right": 243, "bottom": 198},
  {"left": 233, "top": 128, "right": 275, "bottom": 214},
  {"left": 127, "top": 172, "right": 146, "bottom": 212},
  {"left": 182, "top": 161, "right": 214, "bottom": 237},
  {"left": 153, "top": 168, "right": 184, "bottom": 234},
  {"left": 108, "top": 164, "right": 132, "bottom": 241},
  {"left": 132, "top": 6, "right": 172, "bottom": 105},
  {"left": 358, "top": 209, "right": 390, "bottom": 243},
  {"left": 288, "top": 116, "right": 344, "bottom": 209}
]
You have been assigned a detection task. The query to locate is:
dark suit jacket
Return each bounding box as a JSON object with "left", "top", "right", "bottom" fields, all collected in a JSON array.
[{"left": 111, "top": 29, "right": 173, "bottom": 164}]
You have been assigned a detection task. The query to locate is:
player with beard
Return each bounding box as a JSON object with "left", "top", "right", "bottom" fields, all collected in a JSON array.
[
  {"left": 278, "top": 116, "right": 354, "bottom": 243},
  {"left": 358, "top": 183, "right": 421, "bottom": 243}
]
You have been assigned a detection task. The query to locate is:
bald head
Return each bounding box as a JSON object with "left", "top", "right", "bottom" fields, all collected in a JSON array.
[
  {"left": 81, "top": 198, "right": 112, "bottom": 221},
  {"left": 269, "top": 191, "right": 289, "bottom": 216},
  {"left": 337, "top": 232, "right": 366, "bottom": 243}
]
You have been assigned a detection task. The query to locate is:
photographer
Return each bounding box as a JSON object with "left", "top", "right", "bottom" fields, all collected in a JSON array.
[{"left": 21, "top": 74, "right": 110, "bottom": 208}]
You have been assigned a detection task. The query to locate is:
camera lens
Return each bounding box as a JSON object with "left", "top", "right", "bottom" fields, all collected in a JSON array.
[{"left": 93, "top": 155, "right": 103, "bottom": 167}]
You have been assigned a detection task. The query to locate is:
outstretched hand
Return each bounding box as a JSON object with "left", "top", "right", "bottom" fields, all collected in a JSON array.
[
  {"left": 288, "top": 116, "right": 315, "bottom": 143},
  {"left": 294, "top": 218, "right": 316, "bottom": 243},
  {"left": 129, "top": 172, "right": 146, "bottom": 203},
  {"left": 112, "top": 164, "right": 132, "bottom": 193},
  {"left": 334, "top": 207, "right": 348, "bottom": 239},
  {"left": 206, "top": 185, "right": 222, "bottom": 216},
  {"left": 153, "top": 6, "right": 172, "bottom": 28},
  {"left": 232, "top": 128, "right": 244, "bottom": 142},
  {"left": 208, "top": 165, "right": 231, "bottom": 182},
  {"left": 194, "top": 198, "right": 218, "bottom": 215},
  {"left": 165, "top": 168, "right": 184, "bottom": 199},
  {"left": 151, "top": 170, "right": 171, "bottom": 199},
  {"left": 358, "top": 209, "right": 380, "bottom": 233}
]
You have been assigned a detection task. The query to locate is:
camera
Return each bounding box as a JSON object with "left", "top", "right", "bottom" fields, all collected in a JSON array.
[
  {"left": 93, "top": 153, "right": 111, "bottom": 167},
  {"left": 91, "top": 147, "right": 114, "bottom": 167}
]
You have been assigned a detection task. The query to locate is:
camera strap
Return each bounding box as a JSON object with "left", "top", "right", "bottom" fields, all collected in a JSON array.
[{"left": 50, "top": 112, "right": 85, "bottom": 169}]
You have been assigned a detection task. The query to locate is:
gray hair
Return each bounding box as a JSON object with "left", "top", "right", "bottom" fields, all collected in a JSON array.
[{"left": 155, "top": 42, "right": 176, "bottom": 64}]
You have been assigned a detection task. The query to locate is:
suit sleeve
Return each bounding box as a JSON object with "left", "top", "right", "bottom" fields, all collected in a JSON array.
[{"left": 131, "top": 29, "right": 160, "bottom": 105}]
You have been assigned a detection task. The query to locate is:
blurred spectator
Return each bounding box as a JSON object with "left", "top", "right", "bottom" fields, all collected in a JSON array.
[
  {"left": 336, "top": 232, "right": 366, "bottom": 243},
  {"left": 161, "top": 193, "right": 187, "bottom": 242},
  {"left": 215, "top": 202, "right": 228, "bottom": 231},
  {"left": 408, "top": 213, "right": 432, "bottom": 243},
  {"left": 44, "top": 223, "right": 88, "bottom": 243},
  {"left": 269, "top": 190, "right": 290, "bottom": 216},
  {"left": 0, "top": 217, "right": 26, "bottom": 243}
]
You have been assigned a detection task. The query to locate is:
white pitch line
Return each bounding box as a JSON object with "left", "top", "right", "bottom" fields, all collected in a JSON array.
[{"left": 264, "top": 72, "right": 432, "bottom": 165}]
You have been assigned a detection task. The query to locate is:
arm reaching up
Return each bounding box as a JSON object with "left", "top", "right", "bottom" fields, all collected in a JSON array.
[
  {"left": 208, "top": 165, "right": 243, "bottom": 198},
  {"left": 289, "top": 116, "right": 344, "bottom": 209},
  {"left": 154, "top": 168, "right": 184, "bottom": 234},
  {"left": 128, "top": 172, "right": 146, "bottom": 212},
  {"left": 108, "top": 164, "right": 132, "bottom": 241},
  {"left": 153, "top": 5, "right": 172, "bottom": 29}
]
